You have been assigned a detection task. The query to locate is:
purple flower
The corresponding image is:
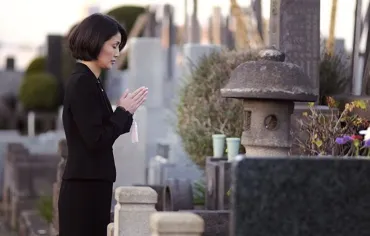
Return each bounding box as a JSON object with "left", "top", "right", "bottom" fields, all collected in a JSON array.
[
  {"left": 335, "top": 135, "right": 353, "bottom": 145},
  {"left": 343, "top": 135, "right": 353, "bottom": 143},
  {"left": 364, "top": 139, "right": 370, "bottom": 147}
]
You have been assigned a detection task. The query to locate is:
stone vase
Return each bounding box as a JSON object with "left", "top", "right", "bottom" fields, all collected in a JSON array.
[
  {"left": 226, "top": 137, "right": 240, "bottom": 161},
  {"left": 212, "top": 134, "right": 226, "bottom": 158}
]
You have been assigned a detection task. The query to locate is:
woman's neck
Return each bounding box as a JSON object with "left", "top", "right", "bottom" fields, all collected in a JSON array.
[{"left": 79, "top": 61, "right": 101, "bottom": 79}]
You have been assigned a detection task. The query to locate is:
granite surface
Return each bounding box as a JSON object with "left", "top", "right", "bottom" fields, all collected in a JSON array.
[
  {"left": 205, "top": 157, "right": 231, "bottom": 210},
  {"left": 183, "top": 210, "right": 230, "bottom": 236},
  {"left": 232, "top": 157, "right": 370, "bottom": 236}
]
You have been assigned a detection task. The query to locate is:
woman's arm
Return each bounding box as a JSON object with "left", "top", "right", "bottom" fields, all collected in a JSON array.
[{"left": 70, "top": 74, "right": 133, "bottom": 149}]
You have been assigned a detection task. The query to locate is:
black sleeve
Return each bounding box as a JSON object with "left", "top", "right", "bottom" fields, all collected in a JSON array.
[
  {"left": 116, "top": 106, "right": 134, "bottom": 133},
  {"left": 70, "top": 74, "right": 133, "bottom": 149}
]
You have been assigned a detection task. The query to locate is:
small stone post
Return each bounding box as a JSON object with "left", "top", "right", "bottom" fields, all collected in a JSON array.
[
  {"left": 150, "top": 212, "right": 204, "bottom": 236},
  {"left": 107, "top": 223, "right": 114, "bottom": 236},
  {"left": 113, "top": 186, "right": 157, "bottom": 236}
]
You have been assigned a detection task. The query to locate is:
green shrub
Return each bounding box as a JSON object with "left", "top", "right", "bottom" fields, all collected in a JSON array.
[
  {"left": 25, "top": 56, "right": 46, "bottom": 75},
  {"left": 106, "top": 5, "right": 146, "bottom": 36},
  {"left": 37, "top": 195, "right": 53, "bottom": 223},
  {"left": 296, "top": 98, "right": 368, "bottom": 156},
  {"left": 19, "top": 72, "right": 58, "bottom": 111},
  {"left": 319, "top": 50, "right": 351, "bottom": 105},
  {"left": 177, "top": 50, "right": 258, "bottom": 168}
]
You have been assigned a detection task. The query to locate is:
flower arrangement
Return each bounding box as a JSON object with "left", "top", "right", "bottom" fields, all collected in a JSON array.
[
  {"left": 296, "top": 97, "right": 369, "bottom": 156},
  {"left": 335, "top": 128, "right": 370, "bottom": 156}
]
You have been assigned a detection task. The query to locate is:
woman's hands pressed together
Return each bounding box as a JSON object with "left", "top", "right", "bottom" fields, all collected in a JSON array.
[{"left": 118, "top": 86, "right": 148, "bottom": 114}]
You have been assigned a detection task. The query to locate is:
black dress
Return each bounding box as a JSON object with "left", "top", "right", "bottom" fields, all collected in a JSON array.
[{"left": 58, "top": 63, "right": 133, "bottom": 236}]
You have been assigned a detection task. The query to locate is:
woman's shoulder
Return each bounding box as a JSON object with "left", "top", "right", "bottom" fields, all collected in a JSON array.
[
  {"left": 67, "top": 71, "right": 96, "bottom": 90},
  {"left": 65, "top": 72, "right": 97, "bottom": 103}
]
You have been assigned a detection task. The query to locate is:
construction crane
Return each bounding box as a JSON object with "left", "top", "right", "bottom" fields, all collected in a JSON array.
[{"left": 326, "top": 0, "right": 338, "bottom": 55}]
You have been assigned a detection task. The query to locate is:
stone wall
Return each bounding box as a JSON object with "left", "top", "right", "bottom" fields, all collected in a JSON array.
[{"left": 1, "top": 142, "right": 59, "bottom": 230}]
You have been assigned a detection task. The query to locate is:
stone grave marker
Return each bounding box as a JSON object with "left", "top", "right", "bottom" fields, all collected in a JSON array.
[
  {"left": 161, "top": 4, "right": 176, "bottom": 80},
  {"left": 269, "top": 0, "right": 320, "bottom": 94},
  {"left": 46, "top": 34, "right": 64, "bottom": 105},
  {"left": 231, "top": 157, "right": 370, "bottom": 236},
  {"left": 205, "top": 157, "right": 231, "bottom": 210}
]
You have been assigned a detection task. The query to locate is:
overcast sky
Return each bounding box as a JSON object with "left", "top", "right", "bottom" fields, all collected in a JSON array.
[{"left": 0, "top": 0, "right": 367, "bottom": 69}]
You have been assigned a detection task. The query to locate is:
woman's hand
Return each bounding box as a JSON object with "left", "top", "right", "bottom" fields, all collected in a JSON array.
[{"left": 118, "top": 87, "right": 148, "bottom": 114}]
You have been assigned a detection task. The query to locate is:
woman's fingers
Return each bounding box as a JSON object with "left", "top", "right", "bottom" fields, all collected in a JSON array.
[
  {"left": 133, "top": 88, "right": 148, "bottom": 100},
  {"left": 121, "top": 89, "right": 129, "bottom": 99},
  {"left": 130, "top": 87, "right": 146, "bottom": 98},
  {"left": 133, "top": 92, "right": 147, "bottom": 109}
]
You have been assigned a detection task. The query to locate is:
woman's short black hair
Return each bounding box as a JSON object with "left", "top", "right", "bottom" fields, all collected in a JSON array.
[{"left": 68, "top": 13, "right": 127, "bottom": 61}]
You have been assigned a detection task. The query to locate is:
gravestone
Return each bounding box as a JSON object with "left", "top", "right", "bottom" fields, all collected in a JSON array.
[
  {"left": 231, "top": 157, "right": 370, "bottom": 236},
  {"left": 113, "top": 106, "right": 148, "bottom": 188},
  {"left": 205, "top": 157, "right": 231, "bottom": 210},
  {"left": 105, "top": 68, "right": 127, "bottom": 102},
  {"left": 269, "top": 0, "right": 320, "bottom": 93},
  {"left": 161, "top": 4, "right": 176, "bottom": 80},
  {"left": 210, "top": 7, "right": 223, "bottom": 45},
  {"left": 5, "top": 57, "right": 15, "bottom": 71},
  {"left": 46, "top": 35, "right": 64, "bottom": 105},
  {"left": 187, "top": 0, "right": 201, "bottom": 43},
  {"left": 144, "top": 8, "right": 157, "bottom": 37},
  {"left": 224, "top": 16, "right": 235, "bottom": 50}
]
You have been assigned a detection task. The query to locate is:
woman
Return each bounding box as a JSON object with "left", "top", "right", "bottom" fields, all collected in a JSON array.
[{"left": 58, "top": 13, "right": 148, "bottom": 236}]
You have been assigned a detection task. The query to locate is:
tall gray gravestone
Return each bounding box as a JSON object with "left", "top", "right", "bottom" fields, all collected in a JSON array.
[
  {"left": 144, "top": 8, "right": 157, "bottom": 37},
  {"left": 269, "top": 0, "right": 320, "bottom": 94},
  {"left": 188, "top": 0, "right": 200, "bottom": 43},
  {"left": 46, "top": 35, "right": 64, "bottom": 106},
  {"left": 161, "top": 4, "right": 176, "bottom": 80}
]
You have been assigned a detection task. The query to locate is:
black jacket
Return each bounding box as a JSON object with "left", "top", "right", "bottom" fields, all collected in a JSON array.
[{"left": 62, "top": 63, "right": 133, "bottom": 182}]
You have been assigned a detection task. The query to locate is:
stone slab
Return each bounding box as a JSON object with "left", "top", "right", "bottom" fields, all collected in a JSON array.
[{"left": 232, "top": 157, "right": 370, "bottom": 236}]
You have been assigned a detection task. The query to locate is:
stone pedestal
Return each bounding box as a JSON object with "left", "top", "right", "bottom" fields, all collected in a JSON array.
[
  {"left": 107, "top": 223, "right": 114, "bottom": 236},
  {"left": 114, "top": 186, "right": 157, "bottom": 236}
]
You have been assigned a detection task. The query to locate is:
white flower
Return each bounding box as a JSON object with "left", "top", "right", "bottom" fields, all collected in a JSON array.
[{"left": 359, "top": 127, "right": 370, "bottom": 141}]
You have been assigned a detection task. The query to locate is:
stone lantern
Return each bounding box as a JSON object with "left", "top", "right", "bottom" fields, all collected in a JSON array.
[{"left": 221, "top": 48, "right": 317, "bottom": 157}]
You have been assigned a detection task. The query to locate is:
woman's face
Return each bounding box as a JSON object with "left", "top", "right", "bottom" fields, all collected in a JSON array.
[{"left": 96, "top": 32, "right": 121, "bottom": 69}]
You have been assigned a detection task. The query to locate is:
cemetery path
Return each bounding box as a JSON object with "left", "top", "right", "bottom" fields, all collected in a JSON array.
[{"left": 0, "top": 217, "right": 16, "bottom": 236}]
